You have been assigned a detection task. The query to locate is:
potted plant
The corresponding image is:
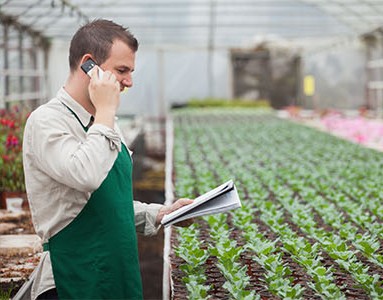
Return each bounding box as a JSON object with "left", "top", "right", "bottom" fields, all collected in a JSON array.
[{"left": 0, "top": 106, "right": 29, "bottom": 211}]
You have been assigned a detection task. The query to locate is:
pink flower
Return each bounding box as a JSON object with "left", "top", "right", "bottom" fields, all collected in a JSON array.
[{"left": 354, "top": 133, "right": 368, "bottom": 144}]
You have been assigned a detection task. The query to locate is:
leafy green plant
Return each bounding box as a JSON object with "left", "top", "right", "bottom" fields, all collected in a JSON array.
[
  {"left": 0, "top": 106, "right": 29, "bottom": 192},
  {"left": 172, "top": 109, "right": 383, "bottom": 299},
  {"left": 186, "top": 98, "right": 270, "bottom": 109},
  {"left": 173, "top": 224, "right": 211, "bottom": 299},
  {"left": 0, "top": 287, "right": 13, "bottom": 300}
]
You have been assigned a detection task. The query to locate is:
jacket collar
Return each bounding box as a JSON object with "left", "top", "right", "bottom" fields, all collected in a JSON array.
[{"left": 57, "top": 87, "right": 94, "bottom": 129}]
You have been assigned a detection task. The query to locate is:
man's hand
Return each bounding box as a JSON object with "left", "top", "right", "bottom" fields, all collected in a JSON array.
[
  {"left": 89, "top": 67, "right": 120, "bottom": 129},
  {"left": 156, "top": 198, "right": 194, "bottom": 227}
]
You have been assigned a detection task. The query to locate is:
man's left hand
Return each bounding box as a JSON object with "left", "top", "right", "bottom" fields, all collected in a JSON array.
[{"left": 156, "top": 198, "right": 194, "bottom": 227}]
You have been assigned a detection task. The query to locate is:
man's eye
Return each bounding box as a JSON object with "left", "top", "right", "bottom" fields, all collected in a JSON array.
[{"left": 117, "top": 69, "right": 125, "bottom": 74}]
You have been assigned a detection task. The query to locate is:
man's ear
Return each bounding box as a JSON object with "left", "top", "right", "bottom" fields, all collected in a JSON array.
[{"left": 79, "top": 54, "right": 94, "bottom": 69}]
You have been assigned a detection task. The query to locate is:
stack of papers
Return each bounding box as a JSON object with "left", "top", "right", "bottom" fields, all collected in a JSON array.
[{"left": 161, "top": 180, "right": 242, "bottom": 227}]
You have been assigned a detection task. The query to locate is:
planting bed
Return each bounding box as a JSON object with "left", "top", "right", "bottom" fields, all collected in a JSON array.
[
  {"left": 0, "top": 210, "right": 40, "bottom": 298},
  {"left": 168, "top": 108, "right": 383, "bottom": 299}
]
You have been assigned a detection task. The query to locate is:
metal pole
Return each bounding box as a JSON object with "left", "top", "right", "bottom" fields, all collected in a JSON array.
[
  {"left": 380, "top": 33, "right": 383, "bottom": 117},
  {"left": 365, "top": 43, "right": 372, "bottom": 110},
  {"left": 4, "top": 22, "right": 9, "bottom": 109},
  {"left": 18, "top": 28, "right": 24, "bottom": 105},
  {"left": 0, "top": 22, "right": 4, "bottom": 109},
  {"left": 207, "top": 0, "right": 216, "bottom": 98},
  {"left": 158, "top": 48, "right": 165, "bottom": 116},
  {"left": 162, "top": 116, "right": 174, "bottom": 300}
]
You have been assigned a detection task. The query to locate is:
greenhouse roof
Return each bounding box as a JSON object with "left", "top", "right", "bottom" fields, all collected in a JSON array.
[{"left": 1, "top": 0, "right": 383, "bottom": 49}]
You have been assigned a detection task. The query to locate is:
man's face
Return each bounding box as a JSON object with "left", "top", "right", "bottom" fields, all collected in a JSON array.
[{"left": 99, "top": 39, "right": 135, "bottom": 92}]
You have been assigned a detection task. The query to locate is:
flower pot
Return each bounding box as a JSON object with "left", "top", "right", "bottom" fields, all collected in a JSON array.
[{"left": 0, "top": 191, "right": 28, "bottom": 212}]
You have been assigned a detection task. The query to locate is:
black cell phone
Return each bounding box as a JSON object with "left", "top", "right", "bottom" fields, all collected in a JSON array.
[{"left": 81, "top": 59, "right": 104, "bottom": 78}]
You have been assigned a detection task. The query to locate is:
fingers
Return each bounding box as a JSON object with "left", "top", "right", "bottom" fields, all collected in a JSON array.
[
  {"left": 104, "top": 70, "right": 116, "bottom": 82},
  {"left": 90, "top": 68, "right": 120, "bottom": 92},
  {"left": 155, "top": 199, "right": 195, "bottom": 227},
  {"left": 89, "top": 67, "right": 115, "bottom": 83},
  {"left": 173, "top": 198, "right": 193, "bottom": 210},
  {"left": 178, "top": 198, "right": 194, "bottom": 204},
  {"left": 88, "top": 66, "right": 121, "bottom": 117},
  {"left": 104, "top": 72, "right": 120, "bottom": 91}
]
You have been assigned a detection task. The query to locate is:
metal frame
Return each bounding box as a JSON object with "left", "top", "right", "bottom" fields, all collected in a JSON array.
[
  {"left": 1, "top": 0, "right": 383, "bottom": 110},
  {"left": 0, "top": 13, "right": 49, "bottom": 108},
  {"left": 364, "top": 29, "right": 383, "bottom": 115},
  {"left": 2, "top": 0, "right": 383, "bottom": 47}
]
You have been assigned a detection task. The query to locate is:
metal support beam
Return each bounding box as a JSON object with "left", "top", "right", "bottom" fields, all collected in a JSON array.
[{"left": 207, "top": 0, "right": 216, "bottom": 98}]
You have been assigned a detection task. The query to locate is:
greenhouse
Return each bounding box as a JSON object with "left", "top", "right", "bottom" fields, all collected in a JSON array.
[{"left": 1, "top": 0, "right": 383, "bottom": 299}]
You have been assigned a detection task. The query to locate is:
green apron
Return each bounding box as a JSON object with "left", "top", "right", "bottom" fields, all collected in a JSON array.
[{"left": 43, "top": 108, "right": 143, "bottom": 299}]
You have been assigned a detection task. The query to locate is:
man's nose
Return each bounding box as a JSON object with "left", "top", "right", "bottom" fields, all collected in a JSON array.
[{"left": 122, "top": 75, "right": 133, "bottom": 88}]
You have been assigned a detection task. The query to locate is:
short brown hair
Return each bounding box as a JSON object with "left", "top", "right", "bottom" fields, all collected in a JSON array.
[{"left": 69, "top": 19, "right": 138, "bottom": 71}]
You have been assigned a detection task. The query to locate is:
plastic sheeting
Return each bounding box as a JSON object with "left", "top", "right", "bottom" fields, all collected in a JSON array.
[
  {"left": 2, "top": 0, "right": 383, "bottom": 48},
  {"left": 4, "top": 0, "right": 383, "bottom": 113},
  {"left": 302, "top": 40, "right": 366, "bottom": 110},
  {"left": 118, "top": 48, "right": 231, "bottom": 115}
]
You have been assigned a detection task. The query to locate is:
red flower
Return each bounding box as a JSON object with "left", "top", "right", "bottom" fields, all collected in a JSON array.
[
  {"left": 8, "top": 120, "right": 15, "bottom": 129},
  {"left": 2, "top": 154, "right": 11, "bottom": 162},
  {"left": 0, "top": 118, "right": 15, "bottom": 128},
  {"left": 0, "top": 107, "right": 29, "bottom": 192},
  {"left": 6, "top": 134, "right": 19, "bottom": 149}
]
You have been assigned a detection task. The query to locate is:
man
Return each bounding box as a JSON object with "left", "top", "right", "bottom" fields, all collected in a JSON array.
[{"left": 22, "top": 19, "right": 192, "bottom": 300}]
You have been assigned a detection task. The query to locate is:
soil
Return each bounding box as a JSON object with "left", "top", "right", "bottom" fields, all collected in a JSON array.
[
  {"left": 134, "top": 187, "right": 166, "bottom": 300},
  {"left": 0, "top": 210, "right": 40, "bottom": 298},
  {"left": 168, "top": 112, "right": 383, "bottom": 299},
  {"left": 0, "top": 211, "right": 35, "bottom": 235},
  {"left": 137, "top": 227, "right": 164, "bottom": 300}
]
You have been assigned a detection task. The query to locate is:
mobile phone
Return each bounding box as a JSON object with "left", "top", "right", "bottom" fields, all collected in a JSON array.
[{"left": 81, "top": 58, "right": 104, "bottom": 79}]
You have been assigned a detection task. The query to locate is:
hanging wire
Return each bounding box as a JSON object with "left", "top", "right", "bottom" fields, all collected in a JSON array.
[
  {"left": 2, "top": 0, "right": 90, "bottom": 39},
  {"left": 25, "top": 4, "right": 57, "bottom": 27},
  {"left": 15, "top": 0, "right": 45, "bottom": 18},
  {"left": 1, "top": 0, "right": 383, "bottom": 45},
  {"left": 300, "top": 0, "right": 382, "bottom": 34}
]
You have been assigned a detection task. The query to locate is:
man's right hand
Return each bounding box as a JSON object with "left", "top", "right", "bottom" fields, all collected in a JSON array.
[{"left": 89, "top": 67, "right": 120, "bottom": 129}]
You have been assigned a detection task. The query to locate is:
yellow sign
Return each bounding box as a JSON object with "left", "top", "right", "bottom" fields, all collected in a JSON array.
[{"left": 304, "top": 75, "right": 315, "bottom": 96}]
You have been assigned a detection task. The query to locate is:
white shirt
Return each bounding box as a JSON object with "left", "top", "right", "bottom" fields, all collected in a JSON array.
[{"left": 23, "top": 87, "right": 163, "bottom": 299}]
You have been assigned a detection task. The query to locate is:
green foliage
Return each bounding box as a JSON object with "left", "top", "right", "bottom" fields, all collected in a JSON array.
[
  {"left": 0, "top": 106, "right": 30, "bottom": 192},
  {"left": 174, "top": 224, "right": 211, "bottom": 298},
  {"left": 172, "top": 109, "right": 383, "bottom": 299},
  {"left": 186, "top": 97, "right": 270, "bottom": 109},
  {"left": 0, "top": 283, "right": 14, "bottom": 300}
]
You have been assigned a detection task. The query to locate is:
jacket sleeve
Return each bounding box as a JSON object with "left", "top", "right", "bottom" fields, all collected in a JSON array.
[
  {"left": 133, "top": 201, "right": 163, "bottom": 236},
  {"left": 25, "top": 109, "right": 120, "bottom": 193}
]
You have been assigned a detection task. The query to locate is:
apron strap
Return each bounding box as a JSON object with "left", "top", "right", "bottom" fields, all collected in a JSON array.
[
  {"left": 60, "top": 101, "right": 94, "bottom": 132},
  {"left": 42, "top": 103, "right": 93, "bottom": 254},
  {"left": 43, "top": 242, "right": 49, "bottom": 251}
]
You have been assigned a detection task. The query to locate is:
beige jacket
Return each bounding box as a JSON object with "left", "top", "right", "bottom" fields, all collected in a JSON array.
[{"left": 23, "top": 87, "right": 162, "bottom": 299}]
